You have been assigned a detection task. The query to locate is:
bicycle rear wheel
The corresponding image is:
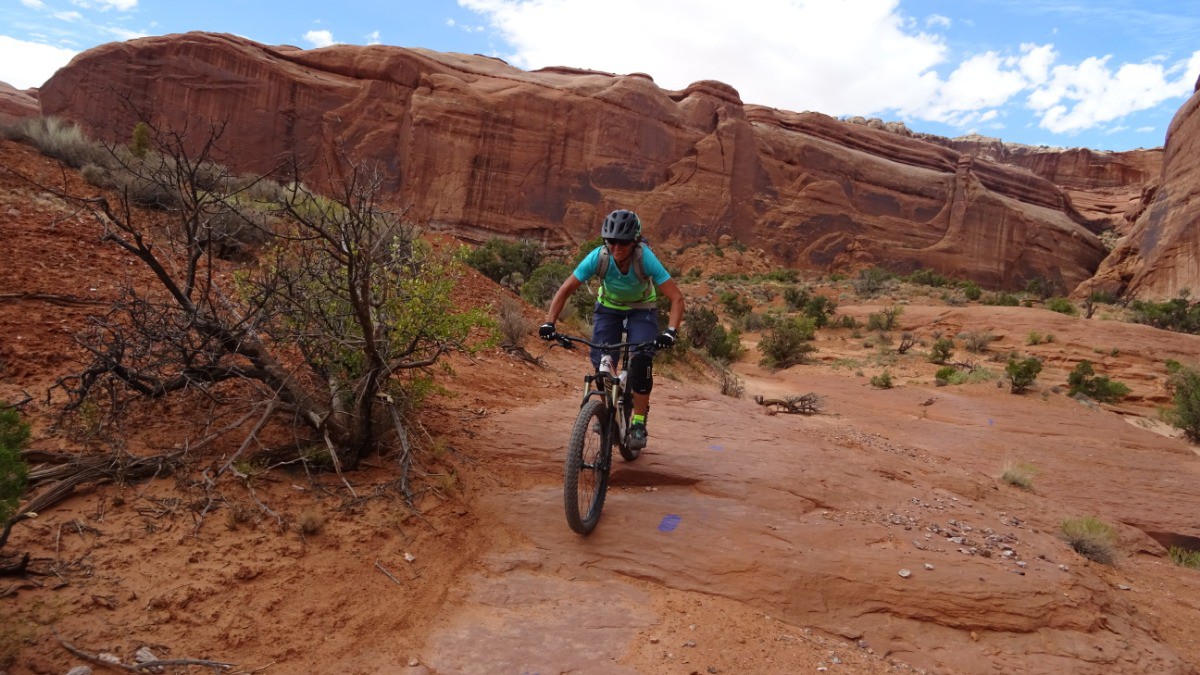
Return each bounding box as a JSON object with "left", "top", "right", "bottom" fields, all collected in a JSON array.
[{"left": 564, "top": 398, "right": 612, "bottom": 534}]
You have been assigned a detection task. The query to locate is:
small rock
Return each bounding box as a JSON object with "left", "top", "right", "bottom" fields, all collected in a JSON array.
[
  {"left": 404, "top": 552, "right": 416, "bottom": 563},
  {"left": 1118, "top": 584, "right": 1132, "bottom": 591},
  {"left": 98, "top": 653, "right": 122, "bottom": 665},
  {"left": 898, "top": 568, "right": 912, "bottom": 578},
  {"left": 708, "top": 667, "right": 719, "bottom": 674},
  {"left": 134, "top": 647, "right": 157, "bottom": 663},
  {"left": 1058, "top": 564, "right": 1070, "bottom": 571},
  {"left": 923, "top": 563, "right": 934, "bottom": 570},
  {"left": 408, "top": 657, "right": 420, "bottom": 667},
  {"left": 66, "top": 667, "right": 92, "bottom": 675},
  {"left": 684, "top": 640, "right": 696, "bottom": 648},
  {"left": 650, "top": 637, "right": 660, "bottom": 644}
]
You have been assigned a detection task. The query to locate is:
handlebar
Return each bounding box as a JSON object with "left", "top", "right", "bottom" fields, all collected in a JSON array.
[{"left": 551, "top": 333, "right": 656, "bottom": 352}]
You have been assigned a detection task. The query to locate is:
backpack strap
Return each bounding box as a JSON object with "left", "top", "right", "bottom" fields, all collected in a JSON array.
[{"left": 597, "top": 244, "right": 648, "bottom": 283}]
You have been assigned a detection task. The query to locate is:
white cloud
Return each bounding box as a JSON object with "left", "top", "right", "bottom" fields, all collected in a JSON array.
[
  {"left": 19, "top": 0, "right": 45, "bottom": 8},
  {"left": 303, "top": 30, "right": 335, "bottom": 48},
  {"left": 1029, "top": 51, "right": 1200, "bottom": 133},
  {"left": 926, "top": 14, "right": 951, "bottom": 29},
  {"left": 104, "top": 26, "right": 147, "bottom": 41},
  {"left": 0, "top": 35, "right": 78, "bottom": 88},
  {"left": 458, "top": 0, "right": 1200, "bottom": 144},
  {"left": 365, "top": 30, "right": 381, "bottom": 45},
  {"left": 96, "top": 0, "right": 138, "bottom": 10},
  {"left": 52, "top": 10, "right": 84, "bottom": 21}
]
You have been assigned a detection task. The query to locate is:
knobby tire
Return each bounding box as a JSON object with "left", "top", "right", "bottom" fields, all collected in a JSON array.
[{"left": 564, "top": 398, "right": 611, "bottom": 535}]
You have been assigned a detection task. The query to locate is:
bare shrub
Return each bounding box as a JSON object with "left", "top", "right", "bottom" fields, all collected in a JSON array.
[
  {"left": 719, "top": 368, "right": 744, "bottom": 398},
  {"left": 497, "top": 296, "right": 532, "bottom": 349},
  {"left": 960, "top": 330, "right": 997, "bottom": 353}
]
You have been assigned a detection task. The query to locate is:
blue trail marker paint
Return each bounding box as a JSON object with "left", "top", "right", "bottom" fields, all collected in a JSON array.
[{"left": 658, "top": 514, "right": 682, "bottom": 532}]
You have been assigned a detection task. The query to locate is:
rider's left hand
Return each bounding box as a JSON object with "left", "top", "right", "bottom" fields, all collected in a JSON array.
[{"left": 655, "top": 328, "right": 678, "bottom": 349}]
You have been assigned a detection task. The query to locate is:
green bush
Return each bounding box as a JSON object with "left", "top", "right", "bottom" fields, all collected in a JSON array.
[
  {"left": 852, "top": 267, "right": 893, "bottom": 297},
  {"left": 906, "top": 268, "right": 949, "bottom": 287},
  {"left": 1067, "top": 361, "right": 1130, "bottom": 402},
  {"left": 961, "top": 280, "right": 982, "bottom": 301},
  {"left": 1001, "top": 461, "right": 1036, "bottom": 490},
  {"left": 718, "top": 290, "right": 753, "bottom": 319},
  {"left": 1044, "top": 297, "right": 1077, "bottom": 316},
  {"left": 521, "top": 261, "right": 571, "bottom": 308},
  {"left": 10, "top": 116, "right": 109, "bottom": 168},
  {"left": 1025, "top": 277, "right": 1057, "bottom": 301},
  {"left": 1005, "top": 357, "right": 1042, "bottom": 393},
  {"left": 1165, "top": 366, "right": 1200, "bottom": 441},
  {"left": 869, "top": 371, "right": 893, "bottom": 389},
  {"left": 929, "top": 337, "right": 955, "bottom": 364},
  {"left": 0, "top": 408, "right": 31, "bottom": 531},
  {"left": 464, "top": 238, "right": 544, "bottom": 286},
  {"left": 984, "top": 292, "right": 1020, "bottom": 307},
  {"left": 1060, "top": 516, "right": 1118, "bottom": 565},
  {"left": 934, "top": 366, "right": 956, "bottom": 386},
  {"left": 758, "top": 316, "right": 817, "bottom": 369},
  {"left": 1128, "top": 294, "right": 1200, "bottom": 334}
]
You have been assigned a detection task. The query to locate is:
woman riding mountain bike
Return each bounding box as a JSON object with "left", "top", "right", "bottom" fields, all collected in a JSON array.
[{"left": 539, "top": 209, "right": 686, "bottom": 450}]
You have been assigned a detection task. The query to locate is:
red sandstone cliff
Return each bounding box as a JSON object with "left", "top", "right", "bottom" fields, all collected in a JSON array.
[
  {"left": 34, "top": 32, "right": 1165, "bottom": 293},
  {"left": 0, "top": 81, "right": 38, "bottom": 120}
]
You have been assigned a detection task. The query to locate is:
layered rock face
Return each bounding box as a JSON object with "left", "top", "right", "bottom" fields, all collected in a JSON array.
[
  {"left": 38, "top": 32, "right": 1153, "bottom": 292},
  {"left": 1090, "top": 78, "right": 1200, "bottom": 300}
]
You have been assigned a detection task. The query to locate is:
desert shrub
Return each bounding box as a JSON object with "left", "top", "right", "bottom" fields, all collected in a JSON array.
[
  {"left": 1000, "top": 461, "right": 1036, "bottom": 490},
  {"left": 960, "top": 331, "right": 996, "bottom": 353},
  {"left": 906, "top": 268, "right": 950, "bottom": 287},
  {"left": 934, "top": 366, "right": 956, "bottom": 386},
  {"left": 719, "top": 290, "right": 753, "bottom": 319},
  {"left": 1026, "top": 330, "right": 1054, "bottom": 346},
  {"left": 464, "top": 237, "right": 544, "bottom": 287},
  {"left": 762, "top": 268, "right": 800, "bottom": 283},
  {"left": 719, "top": 368, "right": 745, "bottom": 398},
  {"left": 1067, "top": 361, "right": 1130, "bottom": 402},
  {"left": 1128, "top": 294, "right": 1200, "bottom": 334},
  {"left": 1089, "top": 289, "right": 1120, "bottom": 305},
  {"left": 852, "top": 266, "right": 893, "bottom": 297},
  {"left": 0, "top": 407, "right": 31, "bottom": 534},
  {"left": 1005, "top": 357, "right": 1042, "bottom": 393},
  {"left": 961, "top": 280, "right": 982, "bottom": 301},
  {"left": 495, "top": 296, "right": 532, "bottom": 348},
  {"left": 869, "top": 371, "right": 893, "bottom": 389},
  {"left": 1025, "top": 277, "right": 1057, "bottom": 301},
  {"left": 983, "top": 292, "right": 1020, "bottom": 307},
  {"left": 684, "top": 306, "right": 721, "bottom": 349},
  {"left": 520, "top": 261, "right": 571, "bottom": 308},
  {"left": 1044, "top": 297, "right": 1077, "bottom": 316},
  {"left": 929, "top": 337, "right": 955, "bottom": 364},
  {"left": 758, "top": 316, "right": 817, "bottom": 369},
  {"left": 782, "top": 285, "right": 809, "bottom": 311},
  {"left": 1060, "top": 516, "right": 1118, "bottom": 565},
  {"left": 1169, "top": 546, "right": 1200, "bottom": 569},
  {"left": 835, "top": 315, "right": 859, "bottom": 330},
  {"left": 866, "top": 306, "right": 902, "bottom": 332},
  {"left": 708, "top": 325, "right": 744, "bottom": 362},
  {"left": 12, "top": 116, "right": 109, "bottom": 168},
  {"left": 1165, "top": 366, "right": 1200, "bottom": 441}
]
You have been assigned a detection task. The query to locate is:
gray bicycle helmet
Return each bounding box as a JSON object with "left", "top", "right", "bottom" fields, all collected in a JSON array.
[{"left": 600, "top": 209, "right": 641, "bottom": 241}]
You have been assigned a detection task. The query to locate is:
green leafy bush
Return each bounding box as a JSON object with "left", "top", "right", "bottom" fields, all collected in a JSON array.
[
  {"left": 1169, "top": 546, "right": 1200, "bottom": 569},
  {"left": 929, "top": 337, "right": 955, "bottom": 364},
  {"left": 758, "top": 316, "right": 817, "bottom": 369},
  {"left": 906, "top": 268, "right": 949, "bottom": 287},
  {"left": 464, "top": 238, "right": 544, "bottom": 287},
  {"left": 0, "top": 407, "right": 30, "bottom": 531},
  {"left": 852, "top": 267, "right": 893, "bottom": 297},
  {"left": 1128, "top": 294, "right": 1200, "bottom": 334},
  {"left": 718, "top": 290, "right": 753, "bottom": 319},
  {"left": 1044, "top": 297, "right": 1077, "bottom": 316},
  {"left": 934, "top": 366, "right": 956, "bottom": 386},
  {"left": 521, "top": 261, "right": 571, "bottom": 308},
  {"left": 961, "top": 280, "right": 982, "bottom": 301},
  {"left": 1067, "top": 361, "right": 1130, "bottom": 402},
  {"left": 870, "top": 371, "right": 893, "bottom": 389},
  {"left": 1060, "top": 516, "right": 1118, "bottom": 565},
  {"left": 984, "top": 292, "right": 1020, "bottom": 307},
  {"left": 1005, "top": 357, "right": 1042, "bottom": 393},
  {"left": 1165, "top": 366, "right": 1200, "bottom": 441}
]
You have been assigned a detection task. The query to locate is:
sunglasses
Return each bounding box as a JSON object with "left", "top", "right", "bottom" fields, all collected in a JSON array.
[{"left": 604, "top": 239, "right": 634, "bottom": 247}]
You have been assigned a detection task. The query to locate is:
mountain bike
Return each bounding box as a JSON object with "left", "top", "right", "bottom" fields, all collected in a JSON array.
[{"left": 552, "top": 332, "right": 656, "bottom": 535}]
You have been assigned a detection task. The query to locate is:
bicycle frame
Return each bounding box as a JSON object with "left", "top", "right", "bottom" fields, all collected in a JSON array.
[{"left": 555, "top": 333, "right": 653, "bottom": 457}]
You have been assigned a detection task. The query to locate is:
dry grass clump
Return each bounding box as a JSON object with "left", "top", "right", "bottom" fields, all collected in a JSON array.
[
  {"left": 1060, "top": 516, "right": 1118, "bottom": 565},
  {"left": 1000, "top": 461, "right": 1036, "bottom": 490}
]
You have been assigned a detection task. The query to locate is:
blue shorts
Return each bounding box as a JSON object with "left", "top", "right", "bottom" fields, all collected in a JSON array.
[{"left": 590, "top": 305, "right": 658, "bottom": 370}]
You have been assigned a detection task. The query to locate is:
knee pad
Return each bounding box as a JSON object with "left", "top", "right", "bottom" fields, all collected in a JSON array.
[{"left": 629, "top": 352, "right": 654, "bottom": 394}]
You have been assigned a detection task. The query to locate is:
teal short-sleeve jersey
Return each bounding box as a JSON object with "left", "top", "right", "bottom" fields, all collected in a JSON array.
[{"left": 573, "top": 244, "right": 672, "bottom": 309}]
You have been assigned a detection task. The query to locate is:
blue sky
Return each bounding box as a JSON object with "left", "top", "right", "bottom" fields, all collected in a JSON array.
[{"left": 3, "top": 0, "right": 1199, "bottom": 151}]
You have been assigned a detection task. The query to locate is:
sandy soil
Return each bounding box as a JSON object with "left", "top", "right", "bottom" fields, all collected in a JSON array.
[{"left": 2, "top": 137, "right": 1200, "bottom": 674}]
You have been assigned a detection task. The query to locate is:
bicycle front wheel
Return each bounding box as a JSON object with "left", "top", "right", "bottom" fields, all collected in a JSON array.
[{"left": 564, "top": 398, "right": 612, "bottom": 535}]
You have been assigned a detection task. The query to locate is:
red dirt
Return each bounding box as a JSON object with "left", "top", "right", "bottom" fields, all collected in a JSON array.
[{"left": 2, "top": 137, "right": 1200, "bottom": 674}]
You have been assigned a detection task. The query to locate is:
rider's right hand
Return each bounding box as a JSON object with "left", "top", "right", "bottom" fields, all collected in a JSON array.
[{"left": 539, "top": 322, "right": 556, "bottom": 341}]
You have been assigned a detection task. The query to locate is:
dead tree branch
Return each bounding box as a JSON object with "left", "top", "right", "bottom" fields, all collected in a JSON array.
[{"left": 754, "top": 393, "right": 823, "bottom": 415}]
